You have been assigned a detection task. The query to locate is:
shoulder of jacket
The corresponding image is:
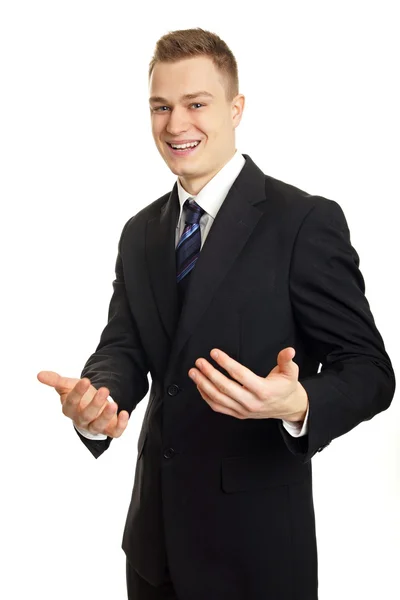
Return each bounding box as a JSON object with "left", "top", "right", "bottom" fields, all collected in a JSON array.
[
  {"left": 264, "top": 173, "right": 343, "bottom": 216},
  {"left": 120, "top": 190, "right": 171, "bottom": 234}
]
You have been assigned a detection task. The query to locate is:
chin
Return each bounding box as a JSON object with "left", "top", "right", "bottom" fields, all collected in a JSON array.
[
  {"left": 166, "top": 164, "right": 181, "bottom": 176},
  {"left": 163, "top": 156, "right": 195, "bottom": 174}
]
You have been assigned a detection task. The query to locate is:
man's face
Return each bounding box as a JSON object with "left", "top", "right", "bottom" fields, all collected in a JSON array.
[{"left": 149, "top": 56, "right": 244, "bottom": 195}]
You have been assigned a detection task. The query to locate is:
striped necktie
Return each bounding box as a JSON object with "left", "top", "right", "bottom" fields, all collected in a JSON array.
[{"left": 176, "top": 197, "right": 205, "bottom": 286}]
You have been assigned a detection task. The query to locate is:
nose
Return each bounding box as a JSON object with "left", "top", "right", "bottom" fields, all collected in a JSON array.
[{"left": 165, "top": 107, "right": 190, "bottom": 136}]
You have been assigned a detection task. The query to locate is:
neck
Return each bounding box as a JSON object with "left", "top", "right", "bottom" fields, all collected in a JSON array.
[{"left": 179, "top": 149, "right": 237, "bottom": 196}]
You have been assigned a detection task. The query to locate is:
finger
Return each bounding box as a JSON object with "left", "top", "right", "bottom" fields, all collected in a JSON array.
[
  {"left": 192, "top": 361, "right": 253, "bottom": 410},
  {"left": 62, "top": 378, "right": 94, "bottom": 417},
  {"left": 105, "top": 410, "right": 130, "bottom": 438},
  {"left": 277, "top": 347, "right": 297, "bottom": 377},
  {"left": 205, "top": 349, "right": 265, "bottom": 398},
  {"left": 87, "top": 404, "right": 131, "bottom": 438},
  {"left": 199, "top": 388, "right": 245, "bottom": 420},
  {"left": 76, "top": 386, "right": 111, "bottom": 425},
  {"left": 37, "top": 371, "right": 59, "bottom": 387},
  {"left": 37, "top": 371, "right": 80, "bottom": 393},
  {"left": 192, "top": 367, "right": 249, "bottom": 415},
  {"left": 85, "top": 399, "right": 118, "bottom": 433}
]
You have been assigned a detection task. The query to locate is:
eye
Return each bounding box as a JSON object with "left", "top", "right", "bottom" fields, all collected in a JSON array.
[{"left": 151, "top": 103, "right": 204, "bottom": 112}]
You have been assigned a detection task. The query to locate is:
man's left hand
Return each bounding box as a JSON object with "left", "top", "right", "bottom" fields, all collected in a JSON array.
[{"left": 188, "top": 347, "right": 308, "bottom": 423}]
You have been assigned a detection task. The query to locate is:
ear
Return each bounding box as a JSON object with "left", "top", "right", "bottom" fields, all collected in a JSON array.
[{"left": 232, "top": 94, "right": 245, "bottom": 128}]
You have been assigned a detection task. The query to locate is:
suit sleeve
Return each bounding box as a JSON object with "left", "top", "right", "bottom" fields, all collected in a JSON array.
[
  {"left": 280, "top": 199, "right": 396, "bottom": 462},
  {"left": 77, "top": 219, "right": 150, "bottom": 459}
]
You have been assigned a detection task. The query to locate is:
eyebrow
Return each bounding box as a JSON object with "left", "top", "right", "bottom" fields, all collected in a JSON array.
[{"left": 149, "top": 91, "right": 214, "bottom": 104}]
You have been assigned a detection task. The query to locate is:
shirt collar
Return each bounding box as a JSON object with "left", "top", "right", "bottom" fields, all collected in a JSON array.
[{"left": 176, "top": 150, "right": 246, "bottom": 223}]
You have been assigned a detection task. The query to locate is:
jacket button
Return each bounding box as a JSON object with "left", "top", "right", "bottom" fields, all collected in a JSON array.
[
  {"left": 163, "top": 448, "right": 175, "bottom": 459},
  {"left": 167, "top": 384, "right": 180, "bottom": 396}
]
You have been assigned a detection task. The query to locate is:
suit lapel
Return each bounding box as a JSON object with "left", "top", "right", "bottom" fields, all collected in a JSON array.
[
  {"left": 146, "top": 182, "right": 181, "bottom": 343},
  {"left": 146, "top": 154, "right": 267, "bottom": 366}
]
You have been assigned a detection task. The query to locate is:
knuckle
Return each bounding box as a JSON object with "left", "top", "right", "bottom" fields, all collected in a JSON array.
[
  {"left": 231, "top": 368, "right": 240, "bottom": 381},
  {"left": 93, "top": 391, "right": 105, "bottom": 405},
  {"left": 87, "top": 418, "right": 103, "bottom": 434},
  {"left": 239, "top": 398, "right": 250, "bottom": 411},
  {"left": 246, "top": 401, "right": 258, "bottom": 414},
  {"left": 220, "top": 384, "right": 230, "bottom": 396},
  {"left": 217, "top": 386, "right": 228, "bottom": 399},
  {"left": 76, "top": 412, "right": 88, "bottom": 426},
  {"left": 106, "top": 403, "right": 117, "bottom": 417},
  {"left": 62, "top": 403, "right": 73, "bottom": 417},
  {"left": 79, "top": 407, "right": 92, "bottom": 422}
]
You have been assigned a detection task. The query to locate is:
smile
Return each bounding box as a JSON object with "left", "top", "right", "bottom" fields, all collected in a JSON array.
[{"left": 166, "top": 141, "right": 202, "bottom": 157}]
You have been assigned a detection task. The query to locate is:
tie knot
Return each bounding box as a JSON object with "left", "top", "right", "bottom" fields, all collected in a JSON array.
[{"left": 184, "top": 198, "right": 205, "bottom": 225}]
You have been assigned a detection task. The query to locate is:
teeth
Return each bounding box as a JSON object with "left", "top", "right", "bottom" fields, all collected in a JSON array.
[{"left": 170, "top": 141, "right": 199, "bottom": 149}]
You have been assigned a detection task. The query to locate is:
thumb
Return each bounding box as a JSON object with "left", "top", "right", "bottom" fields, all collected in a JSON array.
[
  {"left": 37, "top": 371, "right": 81, "bottom": 393},
  {"left": 276, "top": 347, "right": 298, "bottom": 378}
]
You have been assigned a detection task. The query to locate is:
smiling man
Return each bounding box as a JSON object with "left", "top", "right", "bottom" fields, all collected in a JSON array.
[
  {"left": 149, "top": 57, "right": 241, "bottom": 197},
  {"left": 38, "top": 28, "right": 395, "bottom": 600}
]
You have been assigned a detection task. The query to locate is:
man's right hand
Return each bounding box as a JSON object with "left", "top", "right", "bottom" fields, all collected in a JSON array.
[{"left": 37, "top": 371, "right": 129, "bottom": 438}]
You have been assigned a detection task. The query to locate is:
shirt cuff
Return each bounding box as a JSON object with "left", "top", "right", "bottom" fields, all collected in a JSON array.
[
  {"left": 73, "top": 395, "right": 114, "bottom": 440},
  {"left": 281, "top": 404, "right": 309, "bottom": 438}
]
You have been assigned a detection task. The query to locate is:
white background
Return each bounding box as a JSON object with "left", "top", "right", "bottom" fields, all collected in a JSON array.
[{"left": 1, "top": 1, "right": 399, "bottom": 598}]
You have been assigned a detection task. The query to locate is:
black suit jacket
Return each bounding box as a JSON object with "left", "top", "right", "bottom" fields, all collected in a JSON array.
[{"left": 76, "top": 154, "right": 395, "bottom": 600}]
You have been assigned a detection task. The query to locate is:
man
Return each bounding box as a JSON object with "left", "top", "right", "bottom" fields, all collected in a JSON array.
[{"left": 37, "top": 27, "right": 395, "bottom": 600}]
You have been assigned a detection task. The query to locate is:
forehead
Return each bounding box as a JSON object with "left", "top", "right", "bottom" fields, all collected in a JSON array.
[{"left": 149, "top": 56, "right": 225, "bottom": 100}]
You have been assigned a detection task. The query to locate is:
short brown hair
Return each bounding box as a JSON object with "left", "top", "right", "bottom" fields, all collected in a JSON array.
[{"left": 148, "top": 28, "right": 239, "bottom": 102}]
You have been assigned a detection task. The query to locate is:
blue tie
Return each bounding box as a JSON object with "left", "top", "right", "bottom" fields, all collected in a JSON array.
[{"left": 176, "top": 197, "right": 205, "bottom": 302}]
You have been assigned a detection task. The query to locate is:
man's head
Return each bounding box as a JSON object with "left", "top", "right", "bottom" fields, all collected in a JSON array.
[{"left": 148, "top": 28, "right": 245, "bottom": 195}]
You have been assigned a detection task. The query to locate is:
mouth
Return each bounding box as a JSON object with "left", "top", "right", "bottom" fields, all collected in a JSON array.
[{"left": 166, "top": 140, "right": 202, "bottom": 157}]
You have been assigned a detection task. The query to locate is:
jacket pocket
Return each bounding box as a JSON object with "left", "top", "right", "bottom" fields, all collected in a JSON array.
[{"left": 221, "top": 453, "right": 310, "bottom": 493}]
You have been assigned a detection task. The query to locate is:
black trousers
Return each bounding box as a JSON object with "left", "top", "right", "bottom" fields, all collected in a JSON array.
[{"left": 126, "top": 558, "right": 180, "bottom": 600}]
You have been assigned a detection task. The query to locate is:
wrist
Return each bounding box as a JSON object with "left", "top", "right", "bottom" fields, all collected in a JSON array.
[{"left": 284, "top": 382, "right": 309, "bottom": 423}]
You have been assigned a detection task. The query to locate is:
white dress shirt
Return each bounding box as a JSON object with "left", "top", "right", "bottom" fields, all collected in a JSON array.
[{"left": 75, "top": 150, "right": 309, "bottom": 440}]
